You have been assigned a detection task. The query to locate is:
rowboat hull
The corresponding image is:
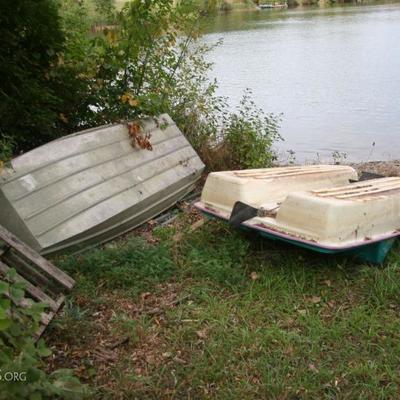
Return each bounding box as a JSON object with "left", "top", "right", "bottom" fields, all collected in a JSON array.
[{"left": 0, "top": 114, "right": 204, "bottom": 254}]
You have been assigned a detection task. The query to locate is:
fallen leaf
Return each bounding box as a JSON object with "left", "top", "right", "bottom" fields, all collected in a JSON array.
[
  {"left": 140, "top": 292, "right": 151, "bottom": 301},
  {"left": 145, "top": 354, "right": 157, "bottom": 364},
  {"left": 196, "top": 330, "right": 207, "bottom": 339},
  {"left": 250, "top": 272, "right": 258, "bottom": 281},
  {"left": 59, "top": 113, "right": 68, "bottom": 123},
  {"left": 308, "top": 363, "right": 319, "bottom": 373},
  {"left": 327, "top": 300, "right": 335, "bottom": 308},
  {"left": 284, "top": 345, "right": 294, "bottom": 355},
  {"left": 129, "top": 98, "right": 139, "bottom": 107},
  {"left": 279, "top": 318, "right": 295, "bottom": 328},
  {"left": 310, "top": 296, "right": 321, "bottom": 304},
  {"left": 173, "top": 356, "right": 186, "bottom": 364}
]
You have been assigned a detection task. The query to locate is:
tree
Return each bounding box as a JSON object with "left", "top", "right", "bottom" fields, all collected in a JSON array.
[{"left": 0, "top": 0, "right": 65, "bottom": 153}]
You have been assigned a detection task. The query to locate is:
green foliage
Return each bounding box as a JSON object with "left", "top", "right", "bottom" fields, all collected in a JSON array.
[
  {"left": 57, "top": 0, "right": 282, "bottom": 171},
  {"left": 197, "top": 0, "right": 220, "bottom": 14},
  {"left": 56, "top": 0, "right": 201, "bottom": 129},
  {"left": 0, "top": 0, "right": 65, "bottom": 152},
  {"left": 0, "top": 136, "right": 15, "bottom": 163},
  {"left": 331, "top": 150, "right": 348, "bottom": 165},
  {"left": 93, "top": 0, "right": 115, "bottom": 21},
  {"left": 0, "top": 269, "right": 88, "bottom": 399},
  {"left": 222, "top": 89, "right": 281, "bottom": 169},
  {"left": 197, "top": 90, "right": 281, "bottom": 171},
  {"left": 53, "top": 0, "right": 282, "bottom": 172},
  {"left": 194, "top": 0, "right": 234, "bottom": 14}
]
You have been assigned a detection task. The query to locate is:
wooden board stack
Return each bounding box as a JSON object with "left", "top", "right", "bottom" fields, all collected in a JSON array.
[{"left": 0, "top": 225, "right": 75, "bottom": 338}]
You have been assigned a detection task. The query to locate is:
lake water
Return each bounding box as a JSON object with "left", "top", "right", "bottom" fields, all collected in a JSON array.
[{"left": 203, "top": 2, "right": 400, "bottom": 163}]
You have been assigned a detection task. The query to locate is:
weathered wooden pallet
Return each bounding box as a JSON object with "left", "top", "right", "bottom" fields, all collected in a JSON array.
[{"left": 0, "top": 225, "right": 75, "bottom": 339}]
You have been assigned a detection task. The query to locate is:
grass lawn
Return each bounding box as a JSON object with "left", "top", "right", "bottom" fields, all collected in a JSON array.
[{"left": 46, "top": 208, "right": 400, "bottom": 399}]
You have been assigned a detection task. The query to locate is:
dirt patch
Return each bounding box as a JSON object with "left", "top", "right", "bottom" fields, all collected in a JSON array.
[{"left": 46, "top": 281, "right": 189, "bottom": 392}]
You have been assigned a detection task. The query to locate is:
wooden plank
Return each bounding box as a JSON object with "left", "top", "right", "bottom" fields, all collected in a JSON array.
[
  {"left": 173, "top": 218, "right": 205, "bottom": 242},
  {"left": 0, "top": 225, "right": 72, "bottom": 339},
  {"left": 0, "top": 297, "right": 57, "bottom": 341},
  {"left": 0, "top": 225, "right": 75, "bottom": 290},
  {"left": 0, "top": 244, "right": 11, "bottom": 257},
  {"left": 35, "top": 296, "right": 65, "bottom": 339},
  {"left": 3, "top": 251, "right": 53, "bottom": 289},
  {"left": 40, "top": 312, "right": 52, "bottom": 326},
  {"left": 0, "top": 260, "right": 59, "bottom": 311}
]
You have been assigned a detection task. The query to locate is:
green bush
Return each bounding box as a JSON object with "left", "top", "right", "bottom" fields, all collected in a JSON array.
[
  {"left": 198, "top": 90, "right": 281, "bottom": 171},
  {"left": 223, "top": 90, "right": 281, "bottom": 169},
  {"left": 55, "top": 0, "right": 202, "bottom": 129},
  {"left": 0, "top": 0, "right": 65, "bottom": 152},
  {"left": 0, "top": 269, "right": 88, "bottom": 399},
  {"left": 54, "top": 0, "right": 282, "bottom": 171},
  {"left": 0, "top": 136, "right": 15, "bottom": 164}
]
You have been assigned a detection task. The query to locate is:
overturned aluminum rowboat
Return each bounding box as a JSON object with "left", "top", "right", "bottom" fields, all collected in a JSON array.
[
  {"left": 0, "top": 114, "right": 204, "bottom": 255},
  {"left": 195, "top": 165, "right": 400, "bottom": 263}
]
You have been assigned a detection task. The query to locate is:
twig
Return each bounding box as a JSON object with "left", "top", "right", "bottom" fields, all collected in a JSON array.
[
  {"left": 144, "top": 294, "right": 191, "bottom": 316},
  {"left": 107, "top": 336, "right": 130, "bottom": 350},
  {"left": 173, "top": 219, "right": 205, "bottom": 242}
]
